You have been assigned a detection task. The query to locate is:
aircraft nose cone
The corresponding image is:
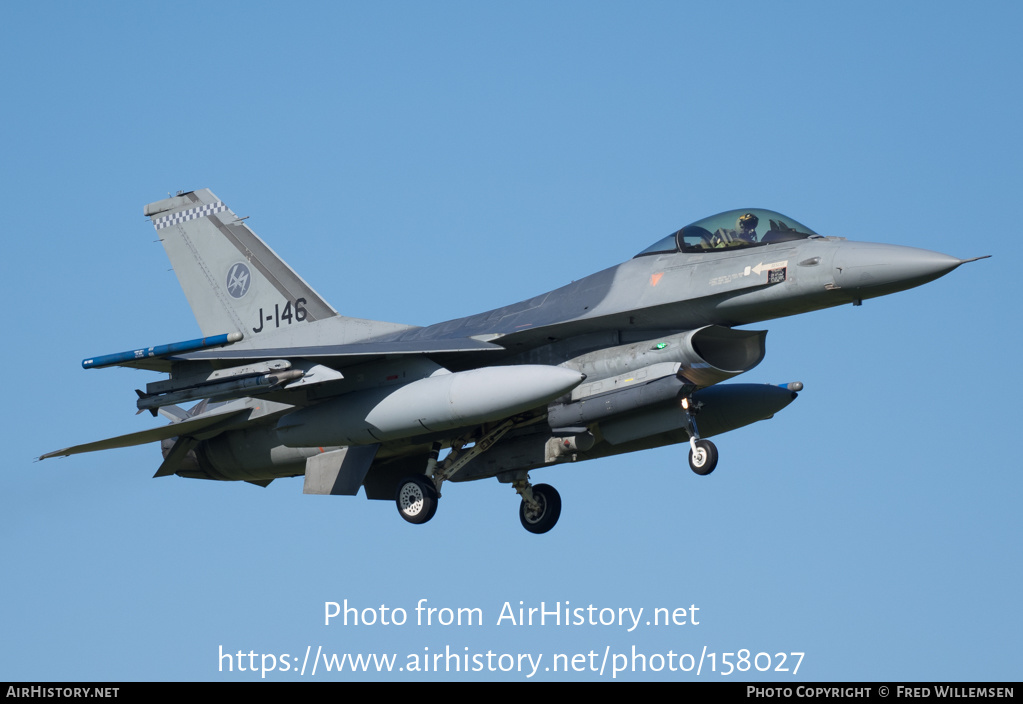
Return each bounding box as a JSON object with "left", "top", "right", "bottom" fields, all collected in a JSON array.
[{"left": 832, "top": 243, "right": 964, "bottom": 297}]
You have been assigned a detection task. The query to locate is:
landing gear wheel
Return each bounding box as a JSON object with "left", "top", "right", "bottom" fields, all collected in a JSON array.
[
  {"left": 395, "top": 475, "right": 438, "bottom": 524},
  {"left": 688, "top": 439, "right": 718, "bottom": 476},
  {"left": 519, "top": 483, "right": 561, "bottom": 534}
]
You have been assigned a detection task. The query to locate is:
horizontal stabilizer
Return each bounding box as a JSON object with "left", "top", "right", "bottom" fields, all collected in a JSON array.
[{"left": 38, "top": 407, "right": 251, "bottom": 461}]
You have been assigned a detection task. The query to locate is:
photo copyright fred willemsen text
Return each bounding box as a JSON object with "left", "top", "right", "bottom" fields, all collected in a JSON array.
[{"left": 217, "top": 600, "right": 807, "bottom": 678}]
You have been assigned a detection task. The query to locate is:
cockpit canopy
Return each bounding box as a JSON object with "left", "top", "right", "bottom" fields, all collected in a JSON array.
[{"left": 635, "top": 209, "right": 820, "bottom": 257}]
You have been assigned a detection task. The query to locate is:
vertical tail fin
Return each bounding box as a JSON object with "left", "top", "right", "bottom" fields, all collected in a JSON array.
[{"left": 144, "top": 189, "right": 338, "bottom": 338}]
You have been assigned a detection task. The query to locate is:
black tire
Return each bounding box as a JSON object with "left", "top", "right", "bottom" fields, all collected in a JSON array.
[
  {"left": 519, "top": 483, "right": 562, "bottom": 534},
  {"left": 395, "top": 475, "right": 439, "bottom": 524},
  {"left": 688, "top": 439, "right": 718, "bottom": 476}
]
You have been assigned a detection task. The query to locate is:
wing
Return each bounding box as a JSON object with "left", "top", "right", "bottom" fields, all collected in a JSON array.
[
  {"left": 92, "top": 335, "right": 506, "bottom": 373},
  {"left": 80, "top": 332, "right": 508, "bottom": 415}
]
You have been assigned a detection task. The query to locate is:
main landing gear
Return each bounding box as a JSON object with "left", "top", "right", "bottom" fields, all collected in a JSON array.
[
  {"left": 393, "top": 417, "right": 564, "bottom": 534},
  {"left": 395, "top": 470, "right": 564, "bottom": 534},
  {"left": 514, "top": 479, "right": 561, "bottom": 534},
  {"left": 395, "top": 474, "right": 438, "bottom": 524}
]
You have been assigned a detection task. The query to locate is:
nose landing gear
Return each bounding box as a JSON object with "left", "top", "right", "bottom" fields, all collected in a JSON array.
[
  {"left": 681, "top": 395, "right": 718, "bottom": 475},
  {"left": 688, "top": 439, "right": 718, "bottom": 475}
]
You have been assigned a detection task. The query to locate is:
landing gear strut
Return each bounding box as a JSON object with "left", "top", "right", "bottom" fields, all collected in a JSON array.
[
  {"left": 393, "top": 417, "right": 543, "bottom": 527},
  {"left": 681, "top": 395, "right": 718, "bottom": 475}
]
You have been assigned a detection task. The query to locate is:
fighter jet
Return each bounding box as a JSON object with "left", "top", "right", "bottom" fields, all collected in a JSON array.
[{"left": 40, "top": 189, "right": 986, "bottom": 533}]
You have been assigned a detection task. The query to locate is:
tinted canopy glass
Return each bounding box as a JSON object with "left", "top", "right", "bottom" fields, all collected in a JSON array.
[{"left": 636, "top": 209, "right": 819, "bottom": 257}]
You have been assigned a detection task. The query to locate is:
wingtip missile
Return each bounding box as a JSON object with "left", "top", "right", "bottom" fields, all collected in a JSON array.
[{"left": 83, "top": 332, "right": 244, "bottom": 369}]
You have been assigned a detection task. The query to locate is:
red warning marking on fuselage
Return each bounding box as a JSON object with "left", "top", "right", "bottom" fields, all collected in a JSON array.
[{"left": 650, "top": 272, "right": 664, "bottom": 287}]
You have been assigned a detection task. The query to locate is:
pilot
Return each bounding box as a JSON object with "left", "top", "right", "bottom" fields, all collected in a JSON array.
[{"left": 736, "top": 213, "right": 759, "bottom": 242}]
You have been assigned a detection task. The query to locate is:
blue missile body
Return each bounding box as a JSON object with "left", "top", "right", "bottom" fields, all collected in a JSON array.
[{"left": 83, "top": 332, "right": 243, "bottom": 369}]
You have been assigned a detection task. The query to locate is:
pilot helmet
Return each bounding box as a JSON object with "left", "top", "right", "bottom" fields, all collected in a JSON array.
[{"left": 737, "top": 212, "right": 759, "bottom": 233}]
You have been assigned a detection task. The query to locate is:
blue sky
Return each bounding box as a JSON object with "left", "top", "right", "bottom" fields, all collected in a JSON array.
[{"left": 2, "top": 2, "right": 1019, "bottom": 682}]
